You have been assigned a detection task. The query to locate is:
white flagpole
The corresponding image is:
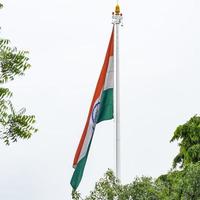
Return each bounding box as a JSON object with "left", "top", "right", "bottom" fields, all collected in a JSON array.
[{"left": 112, "top": 4, "right": 123, "bottom": 180}]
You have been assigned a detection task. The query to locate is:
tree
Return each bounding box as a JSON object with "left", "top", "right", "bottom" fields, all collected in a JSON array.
[
  {"left": 72, "top": 169, "right": 159, "bottom": 200},
  {"left": 156, "top": 115, "right": 200, "bottom": 199},
  {"left": 0, "top": 4, "right": 37, "bottom": 145},
  {"left": 72, "top": 116, "right": 200, "bottom": 200},
  {"left": 170, "top": 115, "right": 200, "bottom": 168},
  {"left": 156, "top": 170, "right": 184, "bottom": 200},
  {"left": 85, "top": 169, "right": 121, "bottom": 200},
  {"left": 156, "top": 162, "right": 200, "bottom": 200},
  {"left": 73, "top": 165, "right": 200, "bottom": 200},
  {"left": 180, "top": 162, "right": 200, "bottom": 200}
]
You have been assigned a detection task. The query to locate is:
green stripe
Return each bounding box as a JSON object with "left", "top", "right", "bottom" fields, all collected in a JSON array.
[
  {"left": 71, "top": 88, "right": 113, "bottom": 190},
  {"left": 70, "top": 133, "right": 94, "bottom": 190},
  {"left": 97, "top": 88, "right": 113, "bottom": 123},
  {"left": 70, "top": 155, "right": 87, "bottom": 190}
]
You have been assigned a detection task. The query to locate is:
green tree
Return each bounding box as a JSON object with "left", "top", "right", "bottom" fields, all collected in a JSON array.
[
  {"left": 156, "top": 162, "right": 200, "bottom": 200},
  {"left": 170, "top": 115, "right": 200, "bottom": 168},
  {"left": 73, "top": 166, "right": 200, "bottom": 200},
  {"left": 72, "top": 190, "right": 82, "bottom": 200},
  {"left": 180, "top": 162, "right": 200, "bottom": 200},
  {"left": 156, "top": 115, "right": 200, "bottom": 200},
  {"left": 156, "top": 170, "right": 183, "bottom": 200},
  {"left": 72, "top": 169, "right": 159, "bottom": 200},
  {"left": 85, "top": 169, "right": 121, "bottom": 200},
  {"left": 72, "top": 116, "right": 200, "bottom": 200},
  {"left": 127, "top": 177, "right": 159, "bottom": 200},
  {"left": 0, "top": 4, "right": 37, "bottom": 145}
]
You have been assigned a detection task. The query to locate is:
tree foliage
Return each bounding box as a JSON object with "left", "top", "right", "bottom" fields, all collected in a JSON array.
[
  {"left": 72, "top": 116, "right": 200, "bottom": 200},
  {"left": 85, "top": 169, "right": 121, "bottom": 200},
  {"left": 72, "top": 170, "right": 159, "bottom": 200},
  {"left": 0, "top": 39, "right": 31, "bottom": 83},
  {"left": 0, "top": 5, "right": 37, "bottom": 145},
  {"left": 157, "top": 162, "right": 200, "bottom": 200},
  {"left": 170, "top": 115, "right": 200, "bottom": 168},
  {"left": 73, "top": 163, "right": 200, "bottom": 200}
]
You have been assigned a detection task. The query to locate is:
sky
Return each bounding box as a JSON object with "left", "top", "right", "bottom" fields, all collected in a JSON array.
[{"left": 0, "top": 0, "right": 200, "bottom": 199}]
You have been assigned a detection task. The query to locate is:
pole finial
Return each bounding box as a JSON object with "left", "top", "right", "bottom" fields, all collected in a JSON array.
[
  {"left": 112, "top": 4, "right": 123, "bottom": 26},
  {"left": 115, "top": 4, "right": 120, "bottom": 15}
]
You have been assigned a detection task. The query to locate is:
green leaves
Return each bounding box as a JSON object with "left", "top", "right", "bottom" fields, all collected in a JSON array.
[
  {"left": 0, "top": 87, "right": 37, "bottom": 145},
  {"left": 73, "top": 164, "right": 200, "bottom": 200},
  {"left": 0, "top": 29, "right": 37, "bottom": 145},
  {"left": 170, "top": 115, "right": 200, "bottom": 168},
  {"left": 127, "top": 177, "right": 159, "bottom": 200},
  {"left": 85, "top": 169, "right": 120, "bottom": 200},
  {"left": 72, "top": 190, "right": 82, "bottom": 200},
  {"left": 0, "top": 39, "right": 31, "bottom": 83},
  {"left": 156, "top": 162, "right": 200, "bottom": 200},
  {"left": 73, "top": 170, "right": 159, "bottom": 200},
  {"left": 0, "top": 101, "right": 37, "bottom": 145},
  {"left": 72, "top": 116, "right": 200, "bottom": 200},
  {"left": 0, "top": 88, "right": 13, "bottom": 127},
  {"left": 181, "top": 162, "right": 200, "bottom": 199}
]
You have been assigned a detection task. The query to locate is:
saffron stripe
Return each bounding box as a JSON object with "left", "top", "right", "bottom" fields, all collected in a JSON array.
[
  {"left": 73, "top": 28, "right": 114, "bottom": 167},
  {"left": 71, "top": 28, "right": 114, "bottom": 190}
]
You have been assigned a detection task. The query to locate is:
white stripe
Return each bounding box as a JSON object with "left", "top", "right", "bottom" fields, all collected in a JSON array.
[
  {"left": 77, "top": 56, "right": 113, "bottom": 163},
  {"left": 78, "top": 98, "right": 101, "bottom": 162},
  {"left": 104, "top": 56, "right": 114, "bottom": 90}
]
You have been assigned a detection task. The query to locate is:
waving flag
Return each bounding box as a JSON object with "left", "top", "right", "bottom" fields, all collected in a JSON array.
[{"left": 70, "top": 28, "right": 114, "bottom": 190}]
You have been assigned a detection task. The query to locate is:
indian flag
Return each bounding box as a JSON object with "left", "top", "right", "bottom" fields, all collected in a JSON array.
[{"left": 70, "top": 28, "right": 114, "bottom": 190}]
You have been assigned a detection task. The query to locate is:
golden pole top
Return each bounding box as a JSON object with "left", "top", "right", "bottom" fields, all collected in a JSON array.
[
  {"left": 112, "top": 3, "right": 123, "bottom": 25},
  {"left": 115, "top": 4, "right": 120, "bottom": 15}
]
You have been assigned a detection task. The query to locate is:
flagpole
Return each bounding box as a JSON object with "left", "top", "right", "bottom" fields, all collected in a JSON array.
[{"left": 112, "top": 4, "right": 123, "bottom": 180}]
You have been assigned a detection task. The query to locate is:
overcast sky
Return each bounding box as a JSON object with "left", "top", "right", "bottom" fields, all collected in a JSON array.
[{"left": 0, "top": 0, "right": 200, "bottom": 199}]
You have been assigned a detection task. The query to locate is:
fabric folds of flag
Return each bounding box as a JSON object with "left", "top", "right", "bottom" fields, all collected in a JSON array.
[{"left": 70, "top": 28, "right": 114, "bottom": 190}]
